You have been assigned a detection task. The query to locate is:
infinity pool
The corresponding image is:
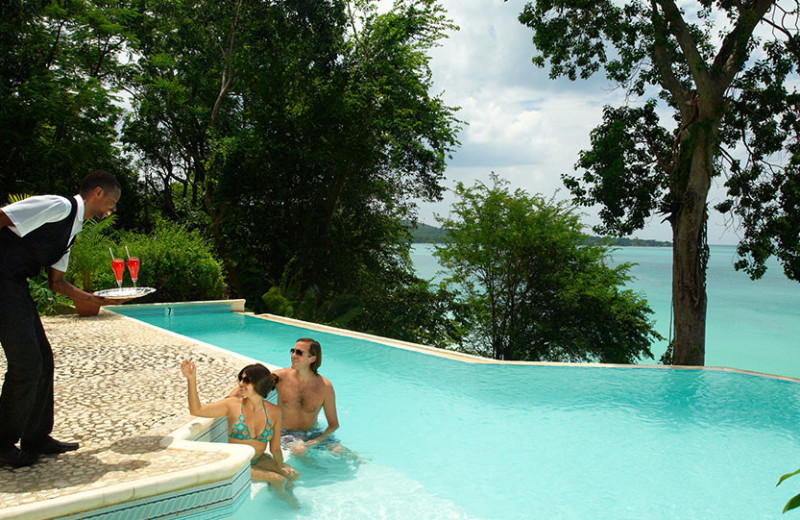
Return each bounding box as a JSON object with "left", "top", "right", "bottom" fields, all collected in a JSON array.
[{"left": 115, "top": 307, "right": 800, "bottom": 519}]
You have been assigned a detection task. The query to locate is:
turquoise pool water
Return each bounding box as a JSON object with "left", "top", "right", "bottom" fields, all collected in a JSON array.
[{"left": 116, "top": 308, "right": 800, "bottom": 519}]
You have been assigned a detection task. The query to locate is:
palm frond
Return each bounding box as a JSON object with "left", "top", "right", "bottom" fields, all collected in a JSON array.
[{"left": 7, "top": 193, "right": 32, "bottom": 204}]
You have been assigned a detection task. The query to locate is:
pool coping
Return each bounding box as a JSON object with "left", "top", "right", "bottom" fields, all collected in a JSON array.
[
  {"left": 252, "top": 313, "right": 800, "bottom": 384},
  {"left": 111, "top": 300, "right": 800, "bottom": 384},
  {"left": 1, "top": 440, "right": 254, "bottom": 520}
]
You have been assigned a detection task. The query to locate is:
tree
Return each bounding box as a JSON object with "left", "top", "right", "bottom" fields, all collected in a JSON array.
[
  {"left": 123, "top": 0, "right": 462, "bottom": 342},
  {"left": 435, "top": 175, "right": 660, "bottom": 363},
  {"left": 0, "top": 1, "right": 143, "bottom": 228},
  {"left": 516, "top": 0, "right": 800, "bottom": 365},
  {"left": 0, "top": 1, "right": 135, "bottom": 198}
]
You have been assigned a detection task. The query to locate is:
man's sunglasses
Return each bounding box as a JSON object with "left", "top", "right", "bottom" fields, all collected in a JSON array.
[{"left": 290, "top": 348, "right": 309, "bottom": 357}]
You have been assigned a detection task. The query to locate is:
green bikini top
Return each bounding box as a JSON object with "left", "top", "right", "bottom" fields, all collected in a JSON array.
[{"left": 229, "top": 401, "right": 273, "bottom": 442}]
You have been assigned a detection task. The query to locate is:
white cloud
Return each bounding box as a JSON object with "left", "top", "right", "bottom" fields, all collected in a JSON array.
[{"left": 400, "top": 0, "right": 755, "bottom": 244}]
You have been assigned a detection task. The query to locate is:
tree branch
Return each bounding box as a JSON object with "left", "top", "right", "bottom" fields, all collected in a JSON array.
[
  {"left": 210, "top": 0, "right": 243, "bottom": 130},
  {"left": 711, "top": 0, "right": 776, "bottom": 91},
  {"left": 653, "top": 0, "right": 711, "bottom": 93},
  {"left": 650, "top": 0, "right": 690, "bottom": 111}
]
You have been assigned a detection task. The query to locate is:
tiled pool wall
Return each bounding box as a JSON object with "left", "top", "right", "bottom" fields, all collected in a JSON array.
[
  {"left": 115, "top": 299, "right": 246, "bottom": 318},
  {"left": 191, "top": 417, "right": 230, "bottom": 444},
  {"left": 58, "top": 464, "right": 249, "bottom": 520}
]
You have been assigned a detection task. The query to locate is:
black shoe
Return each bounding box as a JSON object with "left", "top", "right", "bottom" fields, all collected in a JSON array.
[
  {"left": 26, "top": 436, "right": 79, "bottom": 455},
  {"left": 0, "top": 446, "right": 39, "bottom": 468}
]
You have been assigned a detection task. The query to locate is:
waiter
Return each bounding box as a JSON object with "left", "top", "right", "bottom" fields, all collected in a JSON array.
[{"left": 0, "top": 170, "right": 121, "bottom": 467}]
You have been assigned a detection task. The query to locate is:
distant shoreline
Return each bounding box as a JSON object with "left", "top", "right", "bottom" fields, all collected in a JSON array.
[
  {"left": 409, "top": 222, "right": 673, "bottom": 247},
  {"left": 411, "top": 241, "right": 673, "bottom": 246},
  {"left": 412, "top": 241, "right": 740, "bottom": 248}
]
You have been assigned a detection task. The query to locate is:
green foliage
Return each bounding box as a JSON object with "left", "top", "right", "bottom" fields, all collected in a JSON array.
[
  {"left": 116, "top": 221, "right": 225, "bottom": 303},
  {"left": 27, "top": 275, "right": 71, "bottom": 316},
  {"left": 321, "top": 270, "right": 465, "bottom": 350},
  {"left": 262, "top": 287, "right": 295, "bottom": 318},
  {"left": 120, "top": 0, "right": 461, "bottom": 344},
  {"left": 564, "top": 100, "right": 673, "bottom": 236},
  {"left": 777, "top": 468, "right": 800, "bottom": 513},
  {"left": 7, "top": 193, "right": 30, "bottom": 204},
  {"left": 436, "top": 174, "right": 660, "bottom": 363},
  {"left": 4, "top": 0, "right": 461, "bottom": 345},
  {"left": 67, "top": 216, "right": 225, "bottom": 303},
  {"left": 722, "top": 40, "right": 800, "bottom": 282},
  {"left": 0, "top": 1, "right": 137, "bottom": 202}
]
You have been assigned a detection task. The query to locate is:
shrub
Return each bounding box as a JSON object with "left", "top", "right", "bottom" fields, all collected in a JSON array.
[
  {"left": 28, "top": 275, "right": 72, "bottom": 315},
  {"left": 117, "top": 220, "right": 225, "bottom": 302},
  {"left": 261, "top": 286, "right": 294, "bottom": 317}
]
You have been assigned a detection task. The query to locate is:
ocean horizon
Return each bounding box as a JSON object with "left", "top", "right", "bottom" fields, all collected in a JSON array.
[{"left": 411, "top": 243, "right": 800, "bottom": 379}]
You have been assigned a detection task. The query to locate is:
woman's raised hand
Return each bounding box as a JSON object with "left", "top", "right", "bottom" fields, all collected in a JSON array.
[{"left": 180, "top": 359, "right": 196, "bottom": 379}]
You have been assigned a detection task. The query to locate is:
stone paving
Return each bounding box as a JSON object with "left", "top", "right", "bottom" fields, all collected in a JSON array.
[{"left": 0, "top": 310, "right": 247, "bottom": 511}]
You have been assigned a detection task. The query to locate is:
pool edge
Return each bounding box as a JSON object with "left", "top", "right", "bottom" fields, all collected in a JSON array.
[
  {"left": 253, "top": 313, "right": 800, "bottom": 383},
  {"left": 0, "top": 422, "right": 253, "bottom": 520}
]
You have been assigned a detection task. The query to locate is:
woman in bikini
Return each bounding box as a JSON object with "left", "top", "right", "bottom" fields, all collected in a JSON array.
[{"left": 180, "top": 360, "right": 299, "bottom": 495}]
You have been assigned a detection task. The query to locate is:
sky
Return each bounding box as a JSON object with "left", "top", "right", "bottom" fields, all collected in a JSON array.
[{"left": 400, "top": 0, "right": 743, "bottom": 245}]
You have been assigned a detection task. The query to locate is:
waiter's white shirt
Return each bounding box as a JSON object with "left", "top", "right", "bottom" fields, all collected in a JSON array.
[{"left": 2, "top": 195, "right": 85, "bottom": 272}]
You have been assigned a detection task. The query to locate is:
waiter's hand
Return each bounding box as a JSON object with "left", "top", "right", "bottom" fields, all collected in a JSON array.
[{"left": 97, "top": 296, "right": 134, "bottom": 306}]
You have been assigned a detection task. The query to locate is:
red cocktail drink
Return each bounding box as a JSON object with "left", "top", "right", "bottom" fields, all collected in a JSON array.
[
  {"left": 127, "top": 257, "right": 140, "bottom": 287},
  {"left": 112, "top": 258, "right": 125, "bottom": 288}
]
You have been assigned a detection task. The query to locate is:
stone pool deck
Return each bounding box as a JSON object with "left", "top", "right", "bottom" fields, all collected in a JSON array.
[{"left": 0, "top": 310, "right": 253, "bottom": 520}]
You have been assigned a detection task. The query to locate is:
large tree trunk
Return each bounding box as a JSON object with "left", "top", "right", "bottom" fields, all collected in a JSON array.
[
  {"left": 670, "top": 125, "right": 714, "bottom": 366},
  {"left": 649, "top": 0, "right": 772, "bottom": 365},
  {"left": 671, "top": 193, "right": 708, "bottom": 365}
]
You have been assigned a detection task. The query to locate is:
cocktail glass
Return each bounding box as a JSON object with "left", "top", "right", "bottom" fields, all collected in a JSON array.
[
  {"left": 127, "top": 257, "right": 140, "bottom": 288},
  {"left": 111, "top": 258, "right": 125, "bottom": 289}
]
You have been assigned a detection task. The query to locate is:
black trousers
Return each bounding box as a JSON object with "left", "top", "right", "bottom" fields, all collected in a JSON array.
[{"left": 0, "top": 275, "right": 54, "bottom": 450}]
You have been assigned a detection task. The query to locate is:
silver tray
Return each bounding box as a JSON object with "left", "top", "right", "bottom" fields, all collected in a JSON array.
[{"left": 93, "top": 287, "right": 156, "bottom": 301}]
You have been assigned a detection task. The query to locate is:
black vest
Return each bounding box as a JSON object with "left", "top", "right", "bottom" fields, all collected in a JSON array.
[{"left": 0, "top": 196, "right": 78, "bottom": 279}]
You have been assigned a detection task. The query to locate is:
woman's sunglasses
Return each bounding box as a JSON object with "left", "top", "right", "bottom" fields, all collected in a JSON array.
[
  {"left": 290, "top": 348, "right": 308, "bottom": 357},
  {"left": 238, "top": 374, "right": 251, "bottom": 384}
]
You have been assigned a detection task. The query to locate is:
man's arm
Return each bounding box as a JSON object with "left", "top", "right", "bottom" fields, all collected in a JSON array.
[
  {"left": 0, "top": 209, "right": 11, "bottom": 229},
  {"left": 307, "top": 380, "right": 339, "bottom": 446},
  {"left": 47, "top": 267, "right": 113, "bottom": 306}
]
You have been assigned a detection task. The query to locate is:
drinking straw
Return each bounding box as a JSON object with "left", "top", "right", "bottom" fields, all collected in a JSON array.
[
  {"left": 109, "top": 247, "right": 115, "bottom": 260},
  {"left": 125, "top": 246, "right": 131, "bottom": 259}
]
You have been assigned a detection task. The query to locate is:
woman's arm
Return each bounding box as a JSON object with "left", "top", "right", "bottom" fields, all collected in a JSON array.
[
  {"left": 180, "top": 360, "right": 231, "bottom": 418},
  {"left": 269, "top": 405, "right": 299, "bottom": 479},
  {"left": 269, "top": 405, "right": 284, "bottom": 466}
]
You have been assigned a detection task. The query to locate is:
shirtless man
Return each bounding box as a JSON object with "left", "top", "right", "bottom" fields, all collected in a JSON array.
[
  {"left": 274, "top": 338, "right": 339, "bottom": 454},
  {"left": 230, "top": 338, "right": 339, "bottom": 454}
]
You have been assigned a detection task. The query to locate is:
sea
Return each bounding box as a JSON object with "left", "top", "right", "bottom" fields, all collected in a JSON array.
[{"left": 410, "top": 243, "right": 800, "bottom": 379}]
